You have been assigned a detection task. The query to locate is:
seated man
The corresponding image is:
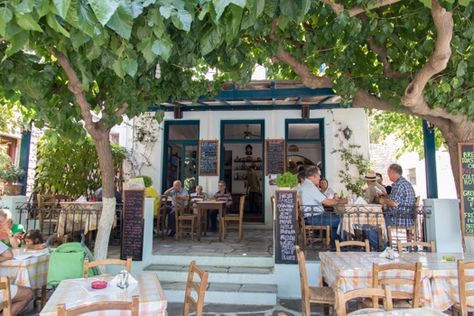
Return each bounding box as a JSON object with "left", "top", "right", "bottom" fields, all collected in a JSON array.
[
  {"left": 0, "top": 241, "right": 34, "bottom": 316},
  {"left": 190, "top": 185, "right": 208, "bottom": 213},
  {"left": 300, "top": 166, "right": 342, "bottom": 248},
  {"left": 164, "top": 180, "right": 189, "bottom": 237},
  {"left": 212, "top": 181, "right": 232, "bottom": 232},
  {"left": 380, "top": 164, "right": 416, "bottom": 228},
  {"left": 364, "top": 170, "right": 387, "bottom": 204}
]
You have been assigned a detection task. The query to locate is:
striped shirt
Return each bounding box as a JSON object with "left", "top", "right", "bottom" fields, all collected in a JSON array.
[{"left": 214, "top": 191, "right": 233, "bottom": 208}]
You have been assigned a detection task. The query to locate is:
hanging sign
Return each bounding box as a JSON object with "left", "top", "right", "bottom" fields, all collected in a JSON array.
[
  {"left": 266, "top": 139, "right": 285, "bottom": 175},
  {"left": 199, "top": 140, "right": 219, "bottom": 176}
]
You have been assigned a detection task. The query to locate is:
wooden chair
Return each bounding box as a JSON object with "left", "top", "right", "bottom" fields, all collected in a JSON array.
[
  {"left": 336, "top": 286, "right": 393, "bottom": 316},
  {"left": 57, "top": 296, "right": 139, "bottom": 315},
  {"left": 453, "top": 260, "right": 474, "bottom": 316},
  {"left": 223, "top": 195, "right": 244, "bottom": 240},
  {"left": 0, "top": 277, "right": 12, "bottom": 316},
  {"left": 175, "top": 203, "right": 197, "bottom": 240},
  {"left": 157, "top": 195, "right": 169, "bottom": 239},
  {"left": 37, "top": 194, "right": 60, "bottom": 234},
  {"left": 372, "top": 262, "right": 422, "bottom": 309},
  {"left": 183, "top": 260, "right": 209, "bottom": 316},
  {"left": 335, "top": 239, "right": 370, "bottom": 252},
  {"left": 295, "top": 246, "right": 335, "bottom": 316},
  {"left": 297, "top": 202, "right": 330, "bottom": 249},
  {"left": 397, "top": 240, "right": 436, "bottom": 253},
  {"left": 83, "top": 257, "right": 132, "bottom": 277}
]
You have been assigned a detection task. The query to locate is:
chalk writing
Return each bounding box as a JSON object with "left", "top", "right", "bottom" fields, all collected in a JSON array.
[
  {"left": 266, "top": 140, "right": 285, "bottom": 175},
  {"left": 274, "top": 190, "right": 297, "bottom": 264},
  {"left": 121, "top": 190, "right": 145, "bottom": 261},
  {"left": 199, "top": 140, "right": 218, "bottom": 176}
]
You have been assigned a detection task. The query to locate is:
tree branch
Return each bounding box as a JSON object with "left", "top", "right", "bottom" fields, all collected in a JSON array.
[
  {"left": 401, "top": 0, "right": 463, "bottom": 125},
  {"left": 270, "top": 19, "right": 332, "bottom": 89},
  {"left": 367, "top": 37, "right": 410, "bottom": 79},
  {"left": 50, "top": 48, "right": 97, "bottom": 132},
  {"left": 321, "top": 0, "right": 402, "bottom": 17},
  {"left": 114, "top": 102, "right": 129, "bottom": 119}
]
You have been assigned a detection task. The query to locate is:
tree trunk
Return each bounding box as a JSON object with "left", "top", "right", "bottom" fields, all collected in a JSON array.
[{"left": 92, "top": 132, "right": 116, "bottom": 260}]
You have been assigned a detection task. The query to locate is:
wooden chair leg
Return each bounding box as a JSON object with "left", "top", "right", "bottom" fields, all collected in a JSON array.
[
  {"left": 222, "top": 221, "right": 226, "bottom": 239},
  {"left": 325, "top": 226, "right": 330, "bottom": 249},
  {"left": 239, "top": 222, "right": 243, "bottom": 241},
  {"left": 191, "top": 218, "right": 195, "bottom": 241}
]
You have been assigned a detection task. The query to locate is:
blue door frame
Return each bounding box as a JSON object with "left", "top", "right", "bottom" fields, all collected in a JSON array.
[
  {"left": 161, "top": 120, "right": 200, "bottom": 192},
  {"left": 285, "top": 118, "right": 325, "bottom": 176}
]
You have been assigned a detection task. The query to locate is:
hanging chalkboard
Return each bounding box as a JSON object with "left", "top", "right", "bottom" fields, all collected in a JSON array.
[
  {"left": 121, "top": 189, "right": 145, "bottom": 261},
  {"left": 459, "top": 143, "right": 474, "bottom": 236},
  {"left": 199, "top": 140, "right": 219, "bottom": 176},
  {"left": 266, "top": 139, "right": 285, "bottom": 175},
  {"left": 274, "top": 190, "right": 297, "bottom": 264}
]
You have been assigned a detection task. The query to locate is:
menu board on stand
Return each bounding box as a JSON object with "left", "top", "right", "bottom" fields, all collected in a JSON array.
[
  {"left": 459, "top": 143, "right": 474, "bottom": 237},
  {"left": 121, "top": 189, "right": 145, "bottom": 261},
  {"left": 274, "top": 190, "right": 297, "bottom": 264},
  {"left": 199, "top": 140, "right": 219, "bottom": 176},
  {"left": 266, "top": 139, "right": 285, "bottom": 175}
]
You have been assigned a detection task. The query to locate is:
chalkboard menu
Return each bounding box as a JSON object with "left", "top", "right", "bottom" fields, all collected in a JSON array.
[
  {"left": 459, "top": 143, "right": 474, "bottom": 236},
  {"left": 121, "top": 189, "right": 145, "bottom": 261},
  {"left": 266, "top": 139, "right": 285, "bottom": 175},
  {"left": 274, "top": 190, "right": 297, "bottom": 264},
  {"left": 199, "top": 140, "right": 218, "bottom": 176}
]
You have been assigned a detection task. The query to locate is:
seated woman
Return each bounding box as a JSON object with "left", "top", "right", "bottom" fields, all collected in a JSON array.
[
  {"left": 23, "top": 230, "right": 46, "bottom": 250},
  {"left": 0, "top": 209, "right": 26, "bottom": 249},
  {"left": 212, "top": 181, "right": 232, "bottom": 232},
  {"left": 319, "top": 178, "right": 337, "bottom": 199}
]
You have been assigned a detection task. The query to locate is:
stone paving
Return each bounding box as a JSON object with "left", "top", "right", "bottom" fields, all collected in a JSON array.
[{"left": 152, "top": 228, "right": 274, "bottom": 257}]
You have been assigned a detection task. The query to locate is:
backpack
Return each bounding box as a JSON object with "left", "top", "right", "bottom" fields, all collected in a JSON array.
[{"left": 47, "top": 241, "right": 99, "bottom": 286}]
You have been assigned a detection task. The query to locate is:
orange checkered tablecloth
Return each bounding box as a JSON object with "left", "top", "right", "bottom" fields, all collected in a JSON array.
[
  {"left": 0, "top": 250, "right": 49, "bottom": 289},
  {"left": 319, "top": 252, "right": 474, "bottom": 311},
  {"left": 40, "top": 272, "right": 167, "bottom": 316},
  {"left": 339, "top": 205, "right": 387, "bottom": 240}
]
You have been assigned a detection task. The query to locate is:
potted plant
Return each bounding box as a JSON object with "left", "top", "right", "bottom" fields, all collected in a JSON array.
[
  {"left": 275, "top": 172, "right": 298, "bottom": 189},
  {"left": 0, "top": 155, "right": 25, "bottom": 195}
]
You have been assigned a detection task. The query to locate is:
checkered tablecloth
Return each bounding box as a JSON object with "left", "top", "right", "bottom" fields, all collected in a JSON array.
[
  {"left": 58, "top": 202, "right": 102, "bottom": 237},
  {"left": 360, "top": 307, "right": 447, "bottom": 315},
  {"left": 339, "top": 205, "right": 387, "bottom": 240},
  {"left": 319, "top": 251, "right": 474, "bottom": 311},
  {"left": 40, "top": 271, "right": 167, "bottom": 316},
  {"left": 0, "top": 250, "right": 49, "bottom": 289}
]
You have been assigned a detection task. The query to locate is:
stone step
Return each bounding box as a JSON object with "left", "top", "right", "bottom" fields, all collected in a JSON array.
[
  {"left": 146, "top": 264, "right": 275, "bottom": 284},
  {"left": 149, "top": 254, "right": 274, "bottom": 267},
  {"left": 162, "top": 281, "right": 278, "bottom": 305}
]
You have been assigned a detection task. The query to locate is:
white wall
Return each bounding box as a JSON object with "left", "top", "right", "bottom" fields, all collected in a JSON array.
[{"left": 119, "top": 108, "right": 370, "bottom": 228}]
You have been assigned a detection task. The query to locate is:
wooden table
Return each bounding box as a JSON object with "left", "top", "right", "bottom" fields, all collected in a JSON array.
[
  {"left": 40, "top": 271, "right": 167, "bottom": 315},
  {"left": 195, "top": 200, "right": 226, "bottom": 241},
  {"left": 357, "top": 307, "right": 447, "bottom": 315},
  {"left": 319, "top": 251, "right": 474, "bottom": 311},
  {"left": 0, "top": 249, "right": 49, "bottom": 306}
]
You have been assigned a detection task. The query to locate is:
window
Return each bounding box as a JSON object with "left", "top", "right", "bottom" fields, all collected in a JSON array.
[
  {"left": 286, "top": 120, "right": 324, "bottom": 175},
  {"left": 0, "top": 135, "right": 18, "bottom": 163},
  {"left": 223, "top": 124, "right": 262, "bottom": 140},
  {"left": 169, "top": 124, "right": 199, "bottom": 140}
]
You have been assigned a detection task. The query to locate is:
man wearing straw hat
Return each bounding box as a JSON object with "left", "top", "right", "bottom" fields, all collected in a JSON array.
[{"left": 364, "top": 170, "right": 387, "bottom": 204}]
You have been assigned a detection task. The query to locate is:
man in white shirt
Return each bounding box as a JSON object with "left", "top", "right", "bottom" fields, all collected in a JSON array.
[
  {"left": 0, "top": 241, "right": 34, "bottom": 315},
  {"left": 300, "top": 166, "right": 341, "bottom": 248}
]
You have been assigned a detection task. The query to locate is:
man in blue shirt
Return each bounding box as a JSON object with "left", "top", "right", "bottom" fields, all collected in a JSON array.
[
  {"left": 164, "top": 180, "right": 189, "bottom": 237},
  {"left": 380, "top": 163, "right": 417, "bottom": 227},
  {"left": 300, "top": 166, "right": 341, "bottom": 247}
]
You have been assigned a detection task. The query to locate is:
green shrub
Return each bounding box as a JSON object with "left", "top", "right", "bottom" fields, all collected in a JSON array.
[
  {"left": 275, "top": 172, "right": 298, "bottom": 188},
  {"left": 133, "top": 175, "right": 152, "bottom": 187}
]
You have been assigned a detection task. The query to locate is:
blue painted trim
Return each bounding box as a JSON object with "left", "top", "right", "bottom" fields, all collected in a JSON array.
[
  {"left": 210, "top": 87, "right": 335, "bottom": 100},
  {"left": 423, "top": 120, "right": 438, "bottom": 198},
  {"left": 148, "top": 103, "right": 341, "bottom": 112},
  {"left": 18, "top": 129, "right": 31, "bottom": 195},
  {"left": 161, "top": 120, "right": 200, "bottom": 192}
]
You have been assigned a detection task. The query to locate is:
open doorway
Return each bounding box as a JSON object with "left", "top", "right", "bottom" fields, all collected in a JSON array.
[{"left": 221, "top": 121, "right": 264, "bottom": 223}]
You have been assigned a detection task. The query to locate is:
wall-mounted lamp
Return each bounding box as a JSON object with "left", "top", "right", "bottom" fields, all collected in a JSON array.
[{"left": 343, "top": 126, "right": 352, "bottom": 140}]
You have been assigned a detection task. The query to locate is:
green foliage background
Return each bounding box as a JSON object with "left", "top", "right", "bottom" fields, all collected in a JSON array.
[{"left": 35, "top": 130, "right": 126, "bottom": 198}]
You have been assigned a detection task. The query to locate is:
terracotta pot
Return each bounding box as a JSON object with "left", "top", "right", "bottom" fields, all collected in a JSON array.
[{"left": 3, "top": 183, "right": 23, "bottom": 196}]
